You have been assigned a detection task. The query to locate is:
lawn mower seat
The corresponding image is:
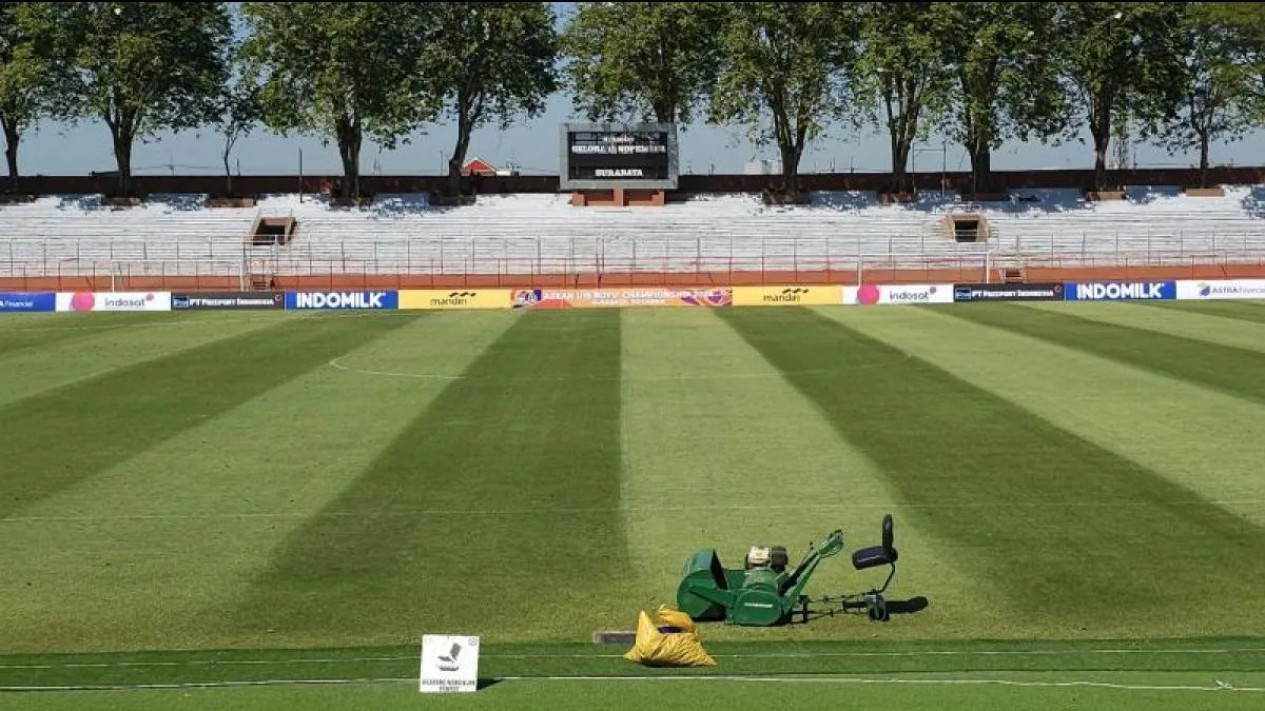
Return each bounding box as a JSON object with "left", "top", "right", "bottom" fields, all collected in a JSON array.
[
  {"left": 851, "top": 514, "right": 898, "bottom": 571},
  {"left": 851, "top": 514, "right": 899, "bottom": 621}
]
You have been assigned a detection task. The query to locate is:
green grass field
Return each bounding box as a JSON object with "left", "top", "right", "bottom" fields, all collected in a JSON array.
[{"left": 2, "top": 301, "right": 1265, "bottom": 709}]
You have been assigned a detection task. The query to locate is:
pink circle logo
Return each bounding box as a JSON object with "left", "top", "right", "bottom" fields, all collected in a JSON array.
[
  {"left": 856, "top": 284, "right": 881, "bottom": 305},
  {"left": 70, "top": 292, "right": 96, "bottom": 311}
]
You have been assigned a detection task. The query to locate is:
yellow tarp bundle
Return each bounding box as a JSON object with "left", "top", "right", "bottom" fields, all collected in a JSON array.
[{"left": 623, "top": 605, "right": 717, "bottom": 667}]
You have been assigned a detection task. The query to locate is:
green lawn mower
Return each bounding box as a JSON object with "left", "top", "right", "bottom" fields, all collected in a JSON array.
[{"left": 675, "top": 514, "right": 902, "bottom": 627}]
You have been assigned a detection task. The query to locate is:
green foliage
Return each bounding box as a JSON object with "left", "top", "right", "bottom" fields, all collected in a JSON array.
[
  {"left": 709, "top": 2, "right": 858, "bottom": 194},
  {"left": 21, "top": 2, "right": 232, "bottom": 193},
  {"left": 239, "top": 2, "right": 439, "bottom": 198},
  {"left": 560, "top": 2, "right": 724, "bottom": 126},
  {"left": 1195, "top": 1, "right": 1265, "bottom": 52},
  {"left": 1158, "top": 3, "right": 1265, "bottom": 184},
  {"left": 424, "top": 2, "right": 558, "bottom": 193},
  {"left": 1054, "top": 2, "right": 1188, "bottom": 188},
  {"left": 935, "top": 2, "right": 1069, "bottom": 193},
  {"left": 854, "top": 2, "right": 952, "bottom": 194},
  {"left": 0, "top": 2, "right": 62, "bottom": 179}
]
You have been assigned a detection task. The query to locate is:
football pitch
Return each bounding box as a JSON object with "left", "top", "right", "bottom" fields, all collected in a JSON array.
[{"left": 2, "top": 300, "right": 1265, "bottom": 709}]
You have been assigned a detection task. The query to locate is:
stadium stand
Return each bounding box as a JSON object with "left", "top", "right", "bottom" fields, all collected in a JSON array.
[{"left": 1, "top": 185, "right": 1264, "bottom": 281}]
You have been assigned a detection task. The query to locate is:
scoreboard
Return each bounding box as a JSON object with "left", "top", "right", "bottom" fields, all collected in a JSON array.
[{"left": 559, "top": 122, "right": 679, "bottom": 190}]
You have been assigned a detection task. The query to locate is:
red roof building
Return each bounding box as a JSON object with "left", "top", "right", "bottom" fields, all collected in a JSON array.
[{"left": 461, "top": 157, "right": 498, "bottom": 176}]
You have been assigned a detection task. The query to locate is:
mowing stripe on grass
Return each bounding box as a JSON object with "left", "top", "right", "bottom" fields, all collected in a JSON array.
[
  {"left": 1145, "top": 299, "right": 1265, "bottom": 326},
  {"left": 940, "top": 303, "right": 1265, "bottom": 407},
  {"left": 1018, "top": 301, "right": 1265, "bottom": 356},
  {"left": 229, "top": 309, "right": 627, "bottom": 646},
  {"left": 819, "top": 306, "right": 1265, "bottom": 534},
  {"left": 0, "top": 313, "right": 180, "bottom": 358},
  {"left": 0, "top": 312, "right": 520, "bottom": 655},
  {"left": 0, "top": 313, "right": 418, "bottom": 521},
  {"left": 718, "top": 307, "right": 1265, "bottom": 634},
  {"left": 617, "top": 308, "right": 903, "bottom": 629},
  {"left": 0, "top": 312, "right": 301, "bottom": 408}
]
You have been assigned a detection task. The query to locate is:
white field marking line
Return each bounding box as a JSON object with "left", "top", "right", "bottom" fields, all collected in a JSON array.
[
  {"left": 6, "top": 499, "right": 1264, "bottom": 524},
  {"left": 0, "top": 677, "right": 414, "bottom": 693},
  {"left": 326, "top": 350, "right": 915, "bottom": 383},
  {"left": 4, "top": 675, "right": 1264, "bottom": 694},
  {"left": 490, "top": 647, "right": 1265, "bottom": 659},
  {"left": 5, "top": 646, "right": 1265, "bottom": 671},
  {"left": 494, "top": 675, "right": 1265, "bottom": 693},
  {"left": 0, "top": 656, "right": 416, "bottom": 670}
]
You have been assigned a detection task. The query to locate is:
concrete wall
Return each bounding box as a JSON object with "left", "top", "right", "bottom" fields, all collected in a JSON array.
[{"left": 8, "top": 166, "right": 1265, "bottom": 197}]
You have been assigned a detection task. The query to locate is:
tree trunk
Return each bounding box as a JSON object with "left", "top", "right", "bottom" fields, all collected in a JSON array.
[
  {"left": 968, "top": 142, "right": 993, "bottom": 194},
  {"left": 336, "top": 121, "right": 362, "bottom": 201},
  {"left": 447, "top": 112, "right": 472, "bottom": 198},
  {"left": 652, "top": 101, "right": 673, "bottom": 125},
  {"left": 1089, "top": 91, "right": 1112, "bottom": 192},
  {"left": 1198, "top": 129, "right": 1210, "bottom": 189},
  {"left": 778, "top": 141, "right": 802, "bottom": 196},
  {"left": 888, "top": 77, "right": 921, "bottom": 195},
  {"left": 111, "top": 127, "right": 134, "bottom": 198},
  {"left": 222, "top": 140, "right": 233, "bottom": 197},
  {"left": 890, "top": 132, "right": 913, "bottom": 195},
  {"left": 961, "top": 61, "right": 999, "bottom": 195},
  {"left": 447, "top": 88, "right": 481, "bottom": 197},
  {"left": 2, "top": 116, "right": 18, "bottom": 192}
]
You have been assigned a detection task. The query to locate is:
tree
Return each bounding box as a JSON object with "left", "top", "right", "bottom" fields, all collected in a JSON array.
[
  {"left": 425, "top": 2, "right": 558, "bottom": 197},
  {"left": 936, "top": 2, "right": 1069, "bottom": 194},
  {"left": 22, "top": 2, "right": 231, "bottom": 197},
  {"left": 854, "top": 2, "right": 952, "bottom": 196},
  {"left": 1055, "top": 2, "right": 1188, "bottom": 192},
  {"left": 1195, "top": 2, "right": 1265, "bottom": 52},
  {"left": 560, "top": 2, "right": 725, "bottom": 126},
  {"left": 212, "top": 74, "right": 262, "bottom": 198},
  {"left": 709, "top": 3, "right": 858, "bottom": 198},
  {"left": 239, "top": 2, "right": 439, "bottom": 202},
  {"left": 1158, "top": 3, "right": 1265, "bottom": 188},
  {"left": 0, "top": 3, "right": 63, "bottom": 188}
]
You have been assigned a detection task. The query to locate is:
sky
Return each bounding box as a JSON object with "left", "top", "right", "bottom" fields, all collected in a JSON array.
[{"left": 13, "top": 1, "right": 1265, "bottom": 179}]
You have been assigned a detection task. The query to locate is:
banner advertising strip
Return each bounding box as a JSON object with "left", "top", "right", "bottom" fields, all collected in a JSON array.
[
  {"left": 952, "top": 283, "right": 1065, "bottom": 302},
  {"left": 398, "top": 290, "right": 513, "bottom": 310},
  {"left": 511, "top": 287, "right": 732, "bottom": 309},
  {"left": 55, "top": 292, "right": 172, "bottom": 312},
  {"left": 1064, "top": 281, "right": 1175, "bottom": 301},
  {"left": 844, "top": 284, "right": 954, "bottom": 306},
  {"left": 172, "top": 292, "right": 285, "bottom": 310},
  {"left": 732, "top": 286, "right": 843, "bottom": 307},
  {"left": 0, "top": 292, "right": 56, "bottom": 313},
  {"left": 284, "top": 291, "right": 399, "bottom": 310},
  {"left": 1175, "top": 279, "right": 1265, "bottom": 300}
]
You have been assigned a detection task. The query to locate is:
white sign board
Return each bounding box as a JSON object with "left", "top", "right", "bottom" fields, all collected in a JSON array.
[
  {"left": 844, "top": 284, "right": 955, "bottom": 306},
  {"left": 1175, "top": 279, "right": 1265, "bottom": 300},
  {"left": 55, "top": 291, "right": 172, "bottom": 312},
  {"left": 419, "top": 634, "right": 480, "bottom": 693}
]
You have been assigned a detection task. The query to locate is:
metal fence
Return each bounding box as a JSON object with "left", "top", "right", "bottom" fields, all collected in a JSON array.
[{"left": 4, "top": 233, "right": 1265, "bottom": 289}]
